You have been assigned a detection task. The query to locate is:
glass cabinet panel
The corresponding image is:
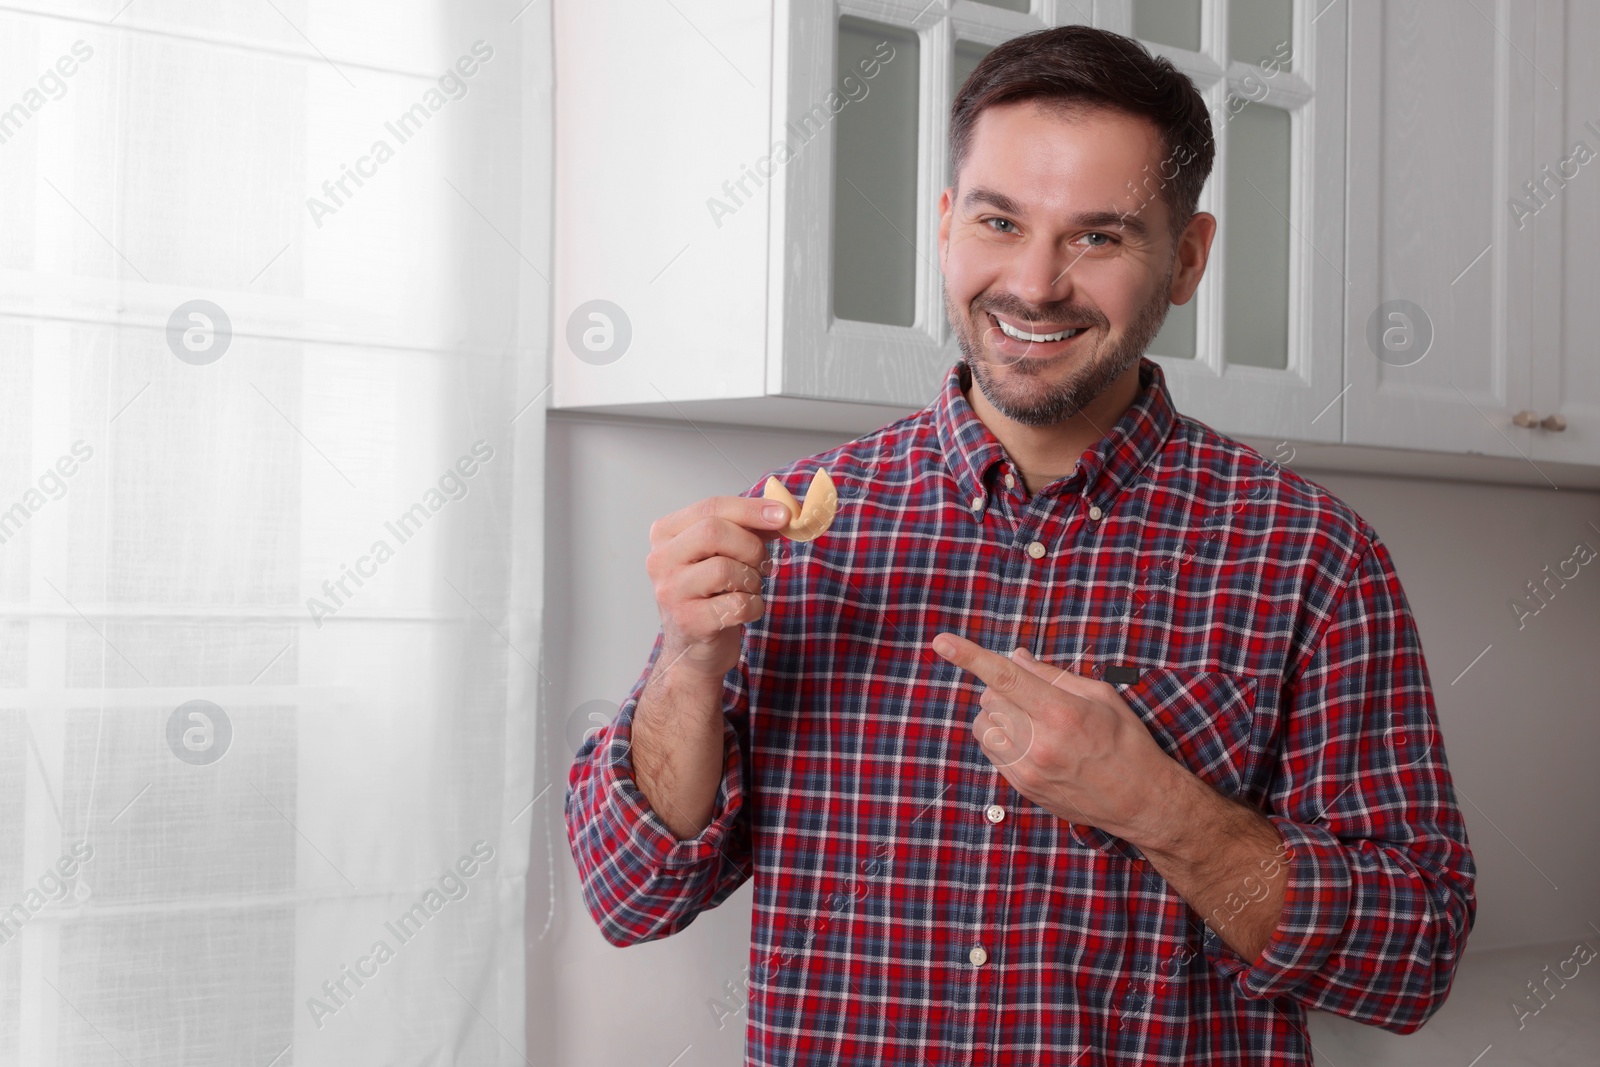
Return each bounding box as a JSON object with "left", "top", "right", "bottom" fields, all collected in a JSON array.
[
  {"left": 1133, "top": 0, "right": 1202, "bottom": 52},
  {"left": 1151, "top": 287, "right": 1198, "bottom": 359},
  {"left": 948, "top": 39, "right": 994, "bottom": 188},
  {"left": 953, "top": 38, "right": 992, "bottom": 98},
  {"left": 834, "top": 16, "right": 920, "bottom": 326},
  {"left": 1230, "top": 0, "right": 1293, "bottom": 69},
  {"left": 1223, "top": 97, "right": 1291, "bottom": 369}
]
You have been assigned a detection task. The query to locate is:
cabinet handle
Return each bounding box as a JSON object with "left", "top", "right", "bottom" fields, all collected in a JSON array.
[{"left": 1511, "top": 410, "right": 1567, "bottom": 431}]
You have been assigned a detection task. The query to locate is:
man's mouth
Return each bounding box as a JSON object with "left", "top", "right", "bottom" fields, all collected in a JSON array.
[{"left": 987, "top": 311, "right": 1089, "bottom": 344}]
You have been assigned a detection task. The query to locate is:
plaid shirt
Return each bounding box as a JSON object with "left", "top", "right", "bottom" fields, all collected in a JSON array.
[{"left": 566, "top": 356, "right": 1476, "bottom": 1065}]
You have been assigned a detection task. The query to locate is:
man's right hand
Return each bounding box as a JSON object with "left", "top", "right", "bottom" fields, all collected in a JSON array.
[{"left": 645, "top": 493, "right": 793, "bottom": 685}]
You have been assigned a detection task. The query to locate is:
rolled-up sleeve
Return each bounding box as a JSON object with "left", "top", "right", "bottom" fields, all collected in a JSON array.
[
  {"left": 565, "top": 626, "right": 754, "bottom": 946},
  {"left": 1207, "top": 529, "right": 1477, "bottom": 1034}
]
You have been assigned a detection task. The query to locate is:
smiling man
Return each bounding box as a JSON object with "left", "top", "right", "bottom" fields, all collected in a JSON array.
[
  {"left": 940, "top": 95, "right": 1202, "bottom": 495},
  {"left": 567, "top": 23, "right": 1476, "bottom": 1067}
]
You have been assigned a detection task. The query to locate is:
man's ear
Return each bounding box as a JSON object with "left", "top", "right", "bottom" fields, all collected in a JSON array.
[
  {"left": 937, "top": 185, "right": 954, "bottom": 269},
  {"left": 1168, "top": 210, "right": 1217, "bottom": 305}
]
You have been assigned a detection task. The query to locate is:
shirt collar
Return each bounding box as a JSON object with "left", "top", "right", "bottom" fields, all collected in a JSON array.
[{"left": 932, "top": 355, "right": 1176, "bottom": 509}]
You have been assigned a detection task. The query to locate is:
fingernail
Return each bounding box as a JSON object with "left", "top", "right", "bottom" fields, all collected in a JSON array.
[{"left": 764, "top": 504, "right": 789, "bottom": 522}]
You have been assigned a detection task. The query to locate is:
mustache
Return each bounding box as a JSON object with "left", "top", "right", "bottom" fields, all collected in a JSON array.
[{"left": 975, "top": 296, "right": 1103, "bottom": 327}]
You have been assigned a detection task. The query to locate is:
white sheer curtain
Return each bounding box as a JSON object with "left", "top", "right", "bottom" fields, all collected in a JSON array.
[{"left": 0, "top": 3, "right": 549, "bottom": 1064}]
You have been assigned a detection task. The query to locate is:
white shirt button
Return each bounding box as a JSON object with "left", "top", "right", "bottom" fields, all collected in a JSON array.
[
  {"left": 1004, "top": 473, "right": 1015, "bottom": 489},
  {"left": 1026, "top": 540, "right": 1046, "bottom": 559},
  {"left": 985, "top": 804, "right": 1005, "bottom": 824},
  {"left": 969, "top": 945, "right": 988, "bottom": 966},
  {"left": 1089, "top": 505, "right": 1103, "bottom": 520},
  {"left": 970, "top": 495, "right": 983, "bottom": 512}
]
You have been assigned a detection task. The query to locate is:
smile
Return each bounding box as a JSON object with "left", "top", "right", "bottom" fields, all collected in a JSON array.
[{"left": 987, "top": 312, "right": 1088, "bottom": 344}]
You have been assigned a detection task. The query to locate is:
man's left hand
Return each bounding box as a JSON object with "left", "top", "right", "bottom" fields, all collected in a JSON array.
[{"left": 930, "top": 631, "right": 1188, "bottom": 849}]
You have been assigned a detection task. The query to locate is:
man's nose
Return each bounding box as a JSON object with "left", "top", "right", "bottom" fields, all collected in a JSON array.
[{"left": 1006, "top": 236, "right": 1082, "bottom": 310}]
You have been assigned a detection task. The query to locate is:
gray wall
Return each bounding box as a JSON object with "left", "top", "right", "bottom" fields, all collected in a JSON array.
[{"left": 532, "top": 408, "right": 1600, "bottom": 1066}]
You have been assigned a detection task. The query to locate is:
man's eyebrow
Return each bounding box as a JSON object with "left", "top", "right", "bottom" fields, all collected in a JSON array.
[
  {"left": 962, "top": 185, "right": 1027, "bottom": 216},
  {"left": 961, "top": 186, "right": 1152, "bottom": 239}
]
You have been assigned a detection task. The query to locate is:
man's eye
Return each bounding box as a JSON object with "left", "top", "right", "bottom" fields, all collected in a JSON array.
[
  {"left": 1083, "top": 232, "right": 1117, "bottom": 247},
  {"left": 983, "top": 217, "right": 1015, "bottom": 234}
]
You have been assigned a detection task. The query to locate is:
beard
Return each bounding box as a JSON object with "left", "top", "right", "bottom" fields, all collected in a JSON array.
[{"left": 947, "top": 258, "right": 1175, "bottom": 427}]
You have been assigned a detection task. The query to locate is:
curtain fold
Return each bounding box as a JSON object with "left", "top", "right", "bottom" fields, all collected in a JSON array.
[{"left": 0, "top": 4, "right": 549, "bottom": 1064}]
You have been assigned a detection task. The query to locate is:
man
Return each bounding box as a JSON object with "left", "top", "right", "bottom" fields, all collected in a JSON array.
[{"left": 566, "top": 23, "right": 1475, "bottom": 1066}]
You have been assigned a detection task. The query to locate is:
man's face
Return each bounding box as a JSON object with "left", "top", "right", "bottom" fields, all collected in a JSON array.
[{"left": 938, "top": 101, "right": 1184, "bottom": 427}]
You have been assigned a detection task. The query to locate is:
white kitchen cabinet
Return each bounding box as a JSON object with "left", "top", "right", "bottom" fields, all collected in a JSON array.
[
  {"left": 1343, "top": 0, "right": 1541, "bottom": 462},
  {"left": 1345, "top": 0, "right": 1539, "bottom": 462},
  {"left": 1526, "top": 0, "right": 1599, "bottom": 469},
  {"left": 552, "top": 0, "right": 1349, "bottom": 445},
  {"left": 1342, "top": 0, "right": 1600, "bottom": 481}
]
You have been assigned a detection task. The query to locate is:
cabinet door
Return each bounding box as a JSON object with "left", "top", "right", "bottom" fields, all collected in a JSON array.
[
  {"left": 1529, "top": 0, "right": 1600, "bottom": 467},
  {"left": 778, "top": 0, "right": 1346, "bottom": 442},
  {"left": 552, "top": 0, "right": 776, "bottom": 411},
  {"left": 774, "top": 0, "right": 1067, "bottom": 407},
  {"left": 1344, "top": 0, "right": 1538, "bottom": 460},
  {"left": 1102, "top": 0, "right": 1348, "bottom": 446}
]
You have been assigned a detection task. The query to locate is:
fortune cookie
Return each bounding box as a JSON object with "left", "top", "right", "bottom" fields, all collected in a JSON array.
[{"left": 762, "top": 467, "right": 838, "bottom": 542}]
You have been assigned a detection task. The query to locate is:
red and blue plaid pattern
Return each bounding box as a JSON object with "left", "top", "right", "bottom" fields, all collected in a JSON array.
[{"left": 566, "top": 356, "right": 1476, "bottom": 1065}]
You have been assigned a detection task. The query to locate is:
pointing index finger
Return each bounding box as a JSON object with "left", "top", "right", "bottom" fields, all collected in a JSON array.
[{"left": 931, "top": 632, "right": 1034, "bottom": 696}]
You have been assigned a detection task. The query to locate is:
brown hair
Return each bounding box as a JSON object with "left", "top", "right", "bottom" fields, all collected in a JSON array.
[{"left": 949, "top": 25, "right": 1215, "bottom": 246}]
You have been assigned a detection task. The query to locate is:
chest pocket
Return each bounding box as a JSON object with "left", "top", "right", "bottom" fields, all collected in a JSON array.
[{"left": 1069, "top": 666, "right": 1262, "bottom": 862}]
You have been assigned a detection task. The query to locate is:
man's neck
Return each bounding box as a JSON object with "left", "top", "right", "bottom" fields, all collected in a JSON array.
[{"left": 962, "top": 362, "right": 1144, "bottom": 497}]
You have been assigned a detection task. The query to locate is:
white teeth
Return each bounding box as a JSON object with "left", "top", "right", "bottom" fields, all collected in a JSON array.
[{"left": 993, "top": 315, "right": 1084, "bottom": 343}]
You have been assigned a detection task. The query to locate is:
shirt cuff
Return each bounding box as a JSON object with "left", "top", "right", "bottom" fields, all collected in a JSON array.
[
  {"left": 1208, "top": 816, "right": 1353, "bottom": 999},
  {"left": 597, "top": 704, "right": 745, "bottom": 876}
]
